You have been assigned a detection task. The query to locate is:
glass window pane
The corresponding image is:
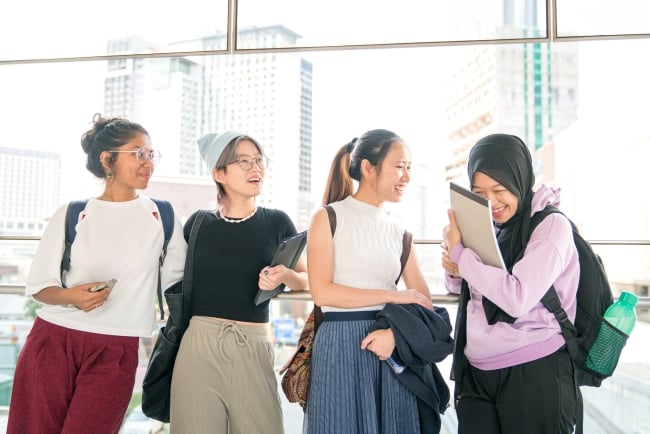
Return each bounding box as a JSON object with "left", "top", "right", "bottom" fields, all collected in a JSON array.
[
  {"left": 0, "top": 0, "right": 228, "bottom": 61},
  {"left": 557, "top": 0, "right": 650, "bottom": 37},
  {"left": 0, "top": 240, "right": 38, "bottom": 286},
  {"left": 237, "top": 0, "right": 547, "bottom": 49},
  {"left": 2, "top": 40, "right": 650, "bottom": 243}
]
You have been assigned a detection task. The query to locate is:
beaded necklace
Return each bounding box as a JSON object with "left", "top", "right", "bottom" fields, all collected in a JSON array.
[{"left": 215, "top": 207, "right": 258, "bottom": 223}]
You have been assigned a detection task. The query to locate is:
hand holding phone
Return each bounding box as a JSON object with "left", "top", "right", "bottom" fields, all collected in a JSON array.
[{"left": 90, "top": 278, "right": 117, "bottom": 293}]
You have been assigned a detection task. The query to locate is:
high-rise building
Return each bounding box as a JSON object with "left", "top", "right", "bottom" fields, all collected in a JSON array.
[
  {"left": 105, "top": 37, "right": 202, "bottom": 178},
  {"left": 103, "top": 25, "right": 313, "bottom": 229},
  {"left": 0, "top": 147, "right": 60, "bottom": 235},
  {"left": 444, "top": 0, "right": 578, "bottom": 183}
]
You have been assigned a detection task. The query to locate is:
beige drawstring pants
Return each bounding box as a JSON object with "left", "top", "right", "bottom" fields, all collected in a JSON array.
[{"left": 170, "top": 316, "right": 284, "bottom": 434}]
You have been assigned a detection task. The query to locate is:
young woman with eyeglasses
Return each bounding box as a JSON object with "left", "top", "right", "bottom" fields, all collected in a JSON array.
[
  {"left": 7, "top": 114, "right": 187, "bottom": 434},
  {"left": 168, "top": 131, "right": 308, "bottom": 433}
]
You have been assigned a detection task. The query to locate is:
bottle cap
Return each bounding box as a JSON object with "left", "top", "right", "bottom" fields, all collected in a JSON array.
[{"left": 619, "top": 291, "right": 638, "bottom": 307}]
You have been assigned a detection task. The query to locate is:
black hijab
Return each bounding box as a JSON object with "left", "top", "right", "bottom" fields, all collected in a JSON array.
[{"left": 467, "top": 134, "right": 535, "bottom": 324}]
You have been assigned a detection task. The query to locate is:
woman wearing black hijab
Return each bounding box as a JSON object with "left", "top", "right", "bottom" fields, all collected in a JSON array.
[{"left": 442, "top": 134, "right": 581, "bottom": 434}]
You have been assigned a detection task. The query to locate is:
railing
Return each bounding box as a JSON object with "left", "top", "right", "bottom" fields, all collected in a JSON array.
[
  {"left": 3, "top": 283, "right": 650, "bottom": 309},
  {"left": 3, "top": 235, "right": 650, "bottom": 307}
]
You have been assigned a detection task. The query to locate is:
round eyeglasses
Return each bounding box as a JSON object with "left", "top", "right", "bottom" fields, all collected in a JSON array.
[
  {"left": 110, "top": 147, "right": 162, "bottom": 165},
  {"left": 228, "top": 155, "right": 270, "bottom": 171}
]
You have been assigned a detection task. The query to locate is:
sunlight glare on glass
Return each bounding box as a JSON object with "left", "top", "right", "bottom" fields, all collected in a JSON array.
[
  {"left": 237, "top": 0, "right": 546, "bottom": 48},
  {"left": 0, "top": 0, "right": 227, "bottom": 61},
  {"left": 556, "top": 0, "right": 650, "bottom": 37}
]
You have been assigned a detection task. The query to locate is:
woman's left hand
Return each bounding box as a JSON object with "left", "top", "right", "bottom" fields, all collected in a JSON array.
[
  {"left": 441, "top": 246, "right": 461, "bottom": 278},
  {"left": 258, "top": 264, "right": 288, "bottom": 290},
  {"left": 442, "top": 209, "right": 463, "bottom": 278},
  {"left": 360, "top": 328, "right": 396, "bottom": 361}
]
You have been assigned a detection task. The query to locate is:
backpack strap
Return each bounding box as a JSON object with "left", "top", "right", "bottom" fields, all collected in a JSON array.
[
  {"left": 314, "top": 205, "right": 339, "bottom": 331},
  {"left": 396, "top": 231, "right": 412, "bottom": 284},
  {"left": 60, "top": 199, "right": 89, "bottom": 287},
  {"left": 180, "top": 210, "right": 209, "bottom": 330},
  {"left": 541, "top": 287, "right": 577, "bottom": 341},
  {"left": 324, "top": 204, "right": 336, "bottom": 236},
  {"left": 151, "top": 199, "right": 175, "bottom": 320},
  {"left": 529, "top": 206, "right": 579, "bottom": 340},
  {"left": 152, "top": 199, "right": 175, "bottom": 264}
]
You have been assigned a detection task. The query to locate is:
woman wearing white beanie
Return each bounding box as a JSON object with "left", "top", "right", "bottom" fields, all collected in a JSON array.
[{"left": 169, "top": 131, "right": 308, "bottom": 434}]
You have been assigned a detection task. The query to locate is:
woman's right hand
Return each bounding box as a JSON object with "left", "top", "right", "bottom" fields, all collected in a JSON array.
[
  {"left": 70, "top": 283, "right": 112, "bottom": 312},
  {"left": 34, "top": 282, "right": 112, "bottom": 311},
  {"left": 390, "top": 288, "right": 433, "bottom": 310}
]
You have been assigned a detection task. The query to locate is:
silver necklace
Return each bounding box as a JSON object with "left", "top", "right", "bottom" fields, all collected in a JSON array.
[{"left": 216, "top": 207, "right": 258, "bottom": 223}]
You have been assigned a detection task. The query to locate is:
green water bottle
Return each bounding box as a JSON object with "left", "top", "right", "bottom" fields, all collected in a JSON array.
[
  {"left": 586, "top": 291, "right": 638, "bottom": 376},
  {"left": 604, "top": 291, "right": 638, "bottom": 335}
]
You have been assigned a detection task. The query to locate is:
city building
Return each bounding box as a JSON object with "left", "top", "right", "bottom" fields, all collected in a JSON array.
[
  {"left": 0, "top": 147, "right": 60, "bottom": 235},
  {"left": 105, "top": 36, "right": 203, "bottom": 179},
  {"left": 444, "top": 0, "right": 579, "bottom": 183},
  {"left": 104, "top": 25, "right": 313, "bottom": 229}
]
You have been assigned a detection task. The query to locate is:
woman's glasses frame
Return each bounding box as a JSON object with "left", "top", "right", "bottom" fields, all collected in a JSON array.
[
  {"left": 228, "top": 154, "right": 270, "bottom": 171},
  {"left": 109, "top": 147, "right": 162, "bottom": 165}
]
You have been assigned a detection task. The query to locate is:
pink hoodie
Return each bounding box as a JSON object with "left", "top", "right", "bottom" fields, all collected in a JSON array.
[{"left": 446, "top": 185, "right": 580, "bottom": 370}]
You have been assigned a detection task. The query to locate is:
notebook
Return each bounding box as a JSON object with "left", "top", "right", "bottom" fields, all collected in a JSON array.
[
  {"left": 449, "top": 182, "right": 506, "bottom": 269},
  {"left": 253, "top": 230, "right": 308, "bottom": 305}
]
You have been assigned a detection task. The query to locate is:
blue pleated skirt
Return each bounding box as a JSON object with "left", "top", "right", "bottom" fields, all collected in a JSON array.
[{"left": 303, "top": 312, "right": 420, "bottom": 434}]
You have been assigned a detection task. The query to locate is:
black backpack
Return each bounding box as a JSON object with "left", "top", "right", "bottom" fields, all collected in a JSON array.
[
  {"left": 531, "top": 205, "right": 615, "bottom": 387},
  {"left": 59, "top": 198, "right": 175, "bottom": 320}
]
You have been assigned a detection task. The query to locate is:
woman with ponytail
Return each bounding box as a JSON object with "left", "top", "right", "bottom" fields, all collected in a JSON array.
[{"left": 304, "top": 129, "right": 436, "bottom": 434}]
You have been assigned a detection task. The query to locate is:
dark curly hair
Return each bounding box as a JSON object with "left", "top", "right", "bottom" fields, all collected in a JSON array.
[{"left": 80, "top": 113, "right": 149, "bottom": 179}]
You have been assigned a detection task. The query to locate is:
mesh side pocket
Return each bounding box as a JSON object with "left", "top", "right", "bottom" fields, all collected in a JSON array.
[{"left": 585, "top": 319, "right": 628, "bottom": 377}]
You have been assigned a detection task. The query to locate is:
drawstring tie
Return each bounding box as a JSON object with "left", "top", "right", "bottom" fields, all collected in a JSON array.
[{"left": 217, "top": 322, "right": 252, "bottom": 361}]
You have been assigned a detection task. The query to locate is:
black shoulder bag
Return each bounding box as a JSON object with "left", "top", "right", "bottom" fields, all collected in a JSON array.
[{"left": 141, "top": 210, "right": 208, "bottom": 423}]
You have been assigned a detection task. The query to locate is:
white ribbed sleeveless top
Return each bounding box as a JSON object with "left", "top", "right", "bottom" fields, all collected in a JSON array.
[{"left": 322, "top": 196, "right": 405, "bottom": 313}]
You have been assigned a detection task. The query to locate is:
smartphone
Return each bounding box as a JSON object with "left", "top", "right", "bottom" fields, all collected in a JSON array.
[
  {"left": 90, "top": 278, "right": 117, "bottom": 293},
  {"left": 386, "top": 356, "right": 406, "bottom": 374}
]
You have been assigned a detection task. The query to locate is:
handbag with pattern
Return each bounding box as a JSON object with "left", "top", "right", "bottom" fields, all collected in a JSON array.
[
  {"left": 278, "top": 205, "right": 335, "bottom": 409},
  {"left": 279, "top": 305, "right": 323, "bottom": 409}
]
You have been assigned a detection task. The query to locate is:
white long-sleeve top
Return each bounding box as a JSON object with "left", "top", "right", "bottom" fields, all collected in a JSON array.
[{"left": 25, "top": 196, "right": 187, "bottom": 337}]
